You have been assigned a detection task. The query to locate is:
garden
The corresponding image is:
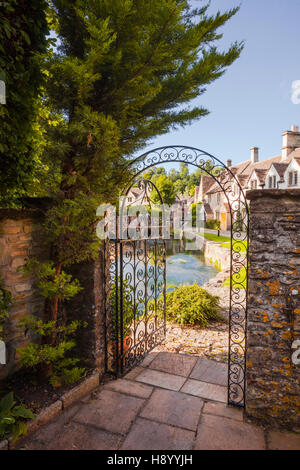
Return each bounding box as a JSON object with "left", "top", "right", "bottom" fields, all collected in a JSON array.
[{"left": 0, "top": 0, "right": 243, "bottom": 444}]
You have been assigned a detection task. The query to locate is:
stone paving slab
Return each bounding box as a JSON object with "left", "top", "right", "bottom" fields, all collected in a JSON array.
[
  {"left": 140, "top": 389, "right": 204, "bottom": 431},
  {"left": 268, "top": 430, "right": 300, "bottom": 450},
  {"left": 121, "top": 418, "right": 195, "bottom": 450},
  {"left": 181, "top": 379, "right": 227, "bottom": 403},
  {"left": 24, "top": 422, "right": 122, "bottom": 450},
  {"left": 194, "top": 414, "right": 265, "bottom": 450},
  {"left": 124, "top": 366, "right": 144, "bottom": 380},
  {"left": 11, "top": 356, "right": 300, "bottom": 451},
  {"left": 140, "top": 352, "right": 159, "bottom": 367},
  {"left": 136, "top": 368, "right": 186, "bottom": 391},
  {"left": 104, "top": 379, "right": 153, "bottom": 399},
  {"left": 190, "top": 357, "right": 227, "bottom": 386},
  {"left": 203, "top": 402, "right": 244, "bottom": 421},
  {"left": 20, "top": 403, "right": 83, "bottom": 446},
  {"left": 149, "top": 352, "right": 197, "bottom": 377},
  {"left": 73, "top": 389, "right": 144, "bottom": 435}
]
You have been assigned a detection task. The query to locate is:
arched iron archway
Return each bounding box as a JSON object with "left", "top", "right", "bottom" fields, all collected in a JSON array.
[{"left": 105, "top": 146, "right": 249, "bottom": 408}]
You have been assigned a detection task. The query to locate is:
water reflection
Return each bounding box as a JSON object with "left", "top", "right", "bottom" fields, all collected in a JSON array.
[{"left": 166, "top": 240, "right": 217, "bottom": 287}]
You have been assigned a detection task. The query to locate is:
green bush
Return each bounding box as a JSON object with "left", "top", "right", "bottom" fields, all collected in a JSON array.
[
  {"left": 0, "top": 392, "right": 35, "bottom": 442},
  {"left": 0, "top": 279, "right": 12, "bottom": 341},
  {"left": 110, "top": 278, "right": 134, "bottom": 339},
  {"left": 205, "top": 219, "right": 221, "bottom": 230},
  {"left": 17, "top": 317, "right": 87, "bottom": 386},
  {"left": 161, "top": 284, "right": 223, "bottom": 327}
]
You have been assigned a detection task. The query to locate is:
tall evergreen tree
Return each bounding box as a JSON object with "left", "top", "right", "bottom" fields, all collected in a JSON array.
[
  {"left": 44, "top": 0, "right": 243, "bottom": 203},
  {"left": 19, "top": 0, "right": 244, "bottom": 372}
]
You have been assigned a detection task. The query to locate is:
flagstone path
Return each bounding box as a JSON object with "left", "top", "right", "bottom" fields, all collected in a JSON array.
[{"left": 17, "top": 352, "right": 300, "bottom": 450}]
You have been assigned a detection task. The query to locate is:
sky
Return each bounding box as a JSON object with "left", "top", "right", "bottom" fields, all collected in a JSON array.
[{"left": 141, "top": 0, "right": 300, "bottom": 168}]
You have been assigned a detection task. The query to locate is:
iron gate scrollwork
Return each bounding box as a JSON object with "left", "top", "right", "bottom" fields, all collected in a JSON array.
[
  {"left": 104, "top": 146, "right": 249, "bottom": 408},
  {"left": 104, "top": 179, "right": 166, "bottom": 376}
]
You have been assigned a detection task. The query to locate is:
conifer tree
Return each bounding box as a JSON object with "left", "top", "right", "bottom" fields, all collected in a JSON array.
[{"left": 25, "top": 0, "right": 244, "bottom": 370}]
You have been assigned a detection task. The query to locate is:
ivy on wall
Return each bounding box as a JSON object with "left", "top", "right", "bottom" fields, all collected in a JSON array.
[{"left": 0, "top": 0, "right": 49, "bottom": 204}]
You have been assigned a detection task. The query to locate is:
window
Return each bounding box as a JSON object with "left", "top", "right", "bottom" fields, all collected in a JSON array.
[
  {"left": 288, "top": 171, "right": 298, "bottom": 186},
  {"left": 251, "top": 180, "right": 257, "bottom": 190},
  {"left": 217, "top": 193, "right": 221, "bottom": 204},
  {"left": 268, "top": 176, "right": 276, "bottom": 188},
  {"left": 127, "top": 197, "right": 132, "bottom": 203}
]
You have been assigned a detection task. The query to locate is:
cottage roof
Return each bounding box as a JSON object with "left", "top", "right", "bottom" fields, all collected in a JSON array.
[{"left": 271, "top": 163, "right": 289, "bottom": 178}]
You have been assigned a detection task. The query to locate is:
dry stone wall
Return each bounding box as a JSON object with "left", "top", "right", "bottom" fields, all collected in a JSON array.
[
  {"left": 0, "top": 209, "right": 48, "bottom": 379},
  {"left": 246, "top": 190, "right": 300, "bottom": 431},
  {"left": 0, "top": 207, "right": 106, "bottom": 380}
]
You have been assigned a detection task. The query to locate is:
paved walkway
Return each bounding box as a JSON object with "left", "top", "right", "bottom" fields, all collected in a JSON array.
[{"left": 18, "top": 352, "right": 300, "bottom": 450}]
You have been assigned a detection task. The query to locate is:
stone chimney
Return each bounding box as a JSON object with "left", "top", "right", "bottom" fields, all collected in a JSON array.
[
  {"left": 250, "top": 147, "right": 259, "bottom": 163},
  {"left": 226, "top": 159, "right": 232, "bottom": 168},
  {"left": 281, "top": 125, "right": 300, "bottom": 160}
]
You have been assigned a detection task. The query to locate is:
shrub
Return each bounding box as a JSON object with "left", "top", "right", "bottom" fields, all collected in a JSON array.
[
  {"left": 0, "top": 392, "right": 35, "bottom": 442},
  {"left": 110, "top": 278, "right": 134, "bottom": 339},
  {"left": 161, "top": 284, "right": 223, "bottom": 327},
  {"left": 205, "top": 219, "right": 221, "bottom": 230},
  {"left": 17, "top": 317, "right": 87, "bottom": 386}
]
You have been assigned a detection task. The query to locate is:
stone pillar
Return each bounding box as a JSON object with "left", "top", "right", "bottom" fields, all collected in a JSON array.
[
  {"left": 65, "top": 248, "right": 106, "bottom": 372},
  {"left": 246, "top": 190, "right": 300, "bottom": 432}
]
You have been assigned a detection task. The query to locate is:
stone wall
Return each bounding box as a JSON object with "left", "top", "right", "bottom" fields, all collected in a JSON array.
[
  {"left": 246, "top": 190, "right": 300, "bottom": 432},
  {"left": 0, "top": 207, "right": 106, "bottom": 380},
  {"left": 0, "top": 209, "right": 48, "bottom": 379},
  {"left": 203, "top": 240, "right": 231, "bottom": 272},
  {"left": 65, "top": 252, "right": 106, "bottom": 372}
]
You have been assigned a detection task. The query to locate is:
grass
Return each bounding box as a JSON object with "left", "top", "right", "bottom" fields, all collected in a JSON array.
[
  {"left": 203, "top": 233, "right": 248, "bottom": 253},
  {"left": 223, "top": 266, "right": 247, "bottom": 290},
  {"left": 202, "top": 233, "right": 248, "bottom": 289}
]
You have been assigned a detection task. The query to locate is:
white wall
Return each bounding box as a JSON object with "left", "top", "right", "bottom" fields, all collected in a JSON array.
[
  {"left": 265, "top": 166, "right": 280, "bottom": 189},
  {"left": 279, "top": 159, "right": 300, "bottom": 189}
]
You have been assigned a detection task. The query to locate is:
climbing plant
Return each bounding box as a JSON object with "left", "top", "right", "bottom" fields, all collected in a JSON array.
[{"left": 0, "top": 0, "right": 49, "bottom": 205}]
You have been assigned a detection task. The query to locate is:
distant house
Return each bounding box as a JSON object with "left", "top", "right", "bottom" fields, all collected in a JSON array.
[{"left": 194, "top": 125, "right": 300, "bottom": 230}]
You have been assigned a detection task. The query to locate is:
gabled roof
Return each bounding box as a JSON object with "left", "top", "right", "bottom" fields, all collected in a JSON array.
[
  {"left": 248, "top": 168, "right": 268, "bottom": 184},
  {"left": 294, "top": 157, "right": 300, "bottom": 167},
  {"left": 203, "top": 203, "right": 213, "bottom": 216},
  {"left": 271, "top": 163, "right": 288, "bottom": 178},
  {"left": 128, "top": 187, "right": 143, "bottom": 198}
]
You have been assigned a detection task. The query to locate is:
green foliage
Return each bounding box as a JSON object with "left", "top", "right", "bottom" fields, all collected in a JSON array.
[
  {"left": 0, "top": 279, "right": 12, "bottom": 340},
  {"left": 162, "top": 283, "right": 223, "bottom": 327},
  {"left": 223, "top": 266, "right": 247, "bottom": 290},
  {"left": 17, "top": 260, "right": 86, "bottom": 386},
  {"left": 111, "top": 278, "right": 134, "bottom": 338},
  {"left": 0, "top": 392, "right": 35, "bottom": 442},
  {"left": 21, "top": 260, "right": 83, "bottom": 299},
  {"left": 191, "top": 202, "right": 202, "bottom": 225},
  {"left": 205, "top": 219, "right": 221, "bottom": 230},
  {"left": 151, "top": 174, "right": 177, "bottom": 205},
  {"left": 203, "top": 233, "right": 248, "bottom": 253},
  {"left": 50, "top": 358, "right": 86, "bottom": 387},
  {"left": 17, "top": 316, "right": 87, "bottom": 385},
  {"left": 33, "top": 0, "right": 243, "bottom": 266},
  {"left": 0, "top": 0, "right": 49, "bottom": 204}
]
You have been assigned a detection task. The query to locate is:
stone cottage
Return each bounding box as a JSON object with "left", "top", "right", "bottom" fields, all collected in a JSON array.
[{"left": 194, "top": 125, "right": 300, "bottom": 230}]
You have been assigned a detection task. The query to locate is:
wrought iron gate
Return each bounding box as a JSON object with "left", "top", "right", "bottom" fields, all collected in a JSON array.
[
  {"left": 103, "top": 146, "right": 249, "bottom": 408},
  {"left": 104, "top": 180, "right": 167, "bottom": 375}
]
